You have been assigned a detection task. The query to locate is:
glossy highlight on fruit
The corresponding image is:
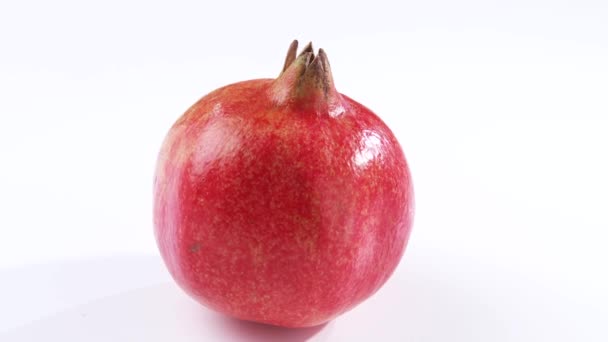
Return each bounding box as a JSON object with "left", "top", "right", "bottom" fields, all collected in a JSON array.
[{"left": 154, "top": 40, "right": 414, "bottom": 328}]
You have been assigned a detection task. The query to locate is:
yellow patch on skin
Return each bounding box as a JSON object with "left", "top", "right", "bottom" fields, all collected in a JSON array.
[{"left": 292, "top": 215, "right": 320, "bottom": 258}]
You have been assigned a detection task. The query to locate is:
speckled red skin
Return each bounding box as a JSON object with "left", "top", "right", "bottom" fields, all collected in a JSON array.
[{"left": 154, "top": 44, "right": 414, "bottom": 328}]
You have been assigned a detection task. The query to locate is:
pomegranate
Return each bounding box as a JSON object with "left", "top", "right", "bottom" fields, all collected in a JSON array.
[{"left": 154, "top": 40, "right": 414, "bottom": 328}]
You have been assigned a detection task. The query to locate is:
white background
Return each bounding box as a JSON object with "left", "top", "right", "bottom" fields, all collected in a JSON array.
[{"left": 1, "top": 0, "right": 607, "bottom": 341}]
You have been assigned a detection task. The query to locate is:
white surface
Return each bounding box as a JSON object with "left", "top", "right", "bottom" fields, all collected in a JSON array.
[
  {"left": 1, "top": 252, "right": 605, "bottom": 341},
  {"left": 1, "top": 0, "right": 607, "bottom": 341}
]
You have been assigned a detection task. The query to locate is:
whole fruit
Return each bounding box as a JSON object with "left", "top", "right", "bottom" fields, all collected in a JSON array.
[{"left": 154, "top": 41, "right": 414, "bottom": 328}]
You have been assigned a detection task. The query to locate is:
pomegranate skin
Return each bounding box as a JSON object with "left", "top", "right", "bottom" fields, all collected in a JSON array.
[{"left": 154, "top": 43, "right": 414, "bottom": 328}]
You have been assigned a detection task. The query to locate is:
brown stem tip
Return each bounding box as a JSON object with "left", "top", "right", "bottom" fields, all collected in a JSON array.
[
  {"left": 274, "top": 40, "right": 339, "bottom": 113},
  {"left": 282, "top": 40, "right": 299, "bottom": 73}
]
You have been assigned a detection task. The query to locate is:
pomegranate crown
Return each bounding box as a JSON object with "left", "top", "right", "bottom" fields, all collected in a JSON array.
[{"left": 271, "top": 40, "right": 342, "bottom": 115}]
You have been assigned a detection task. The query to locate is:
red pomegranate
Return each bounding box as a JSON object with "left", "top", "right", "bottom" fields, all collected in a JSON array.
[{"left": 154, "top": 41, "right": 414, "bottom": 328}]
